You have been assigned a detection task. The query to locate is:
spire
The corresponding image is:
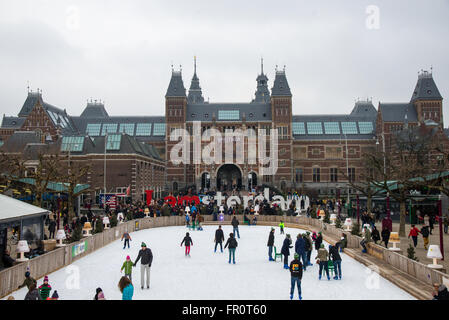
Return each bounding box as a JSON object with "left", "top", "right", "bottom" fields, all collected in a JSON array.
[
  {"left": 410, "top": 68, "right": 442, "bottom": 102},
  {"left": 253, "top": 58, "right": 270, "bottom": 103},
  {"left": 271, "top": 67, "right": 292, "bottom": 97},
  {"left": 187, "top": 56, "right": 204, "bottom": 104}
]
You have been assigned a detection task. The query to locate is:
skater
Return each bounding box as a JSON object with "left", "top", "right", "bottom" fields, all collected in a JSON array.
[
  {"left": 18, "top": 271, "right": 37, "bottom": 290},
  {"left": 267, "top": 227, "right": 275, "bottom": 261},
  {"left": 24, "top": 283, "right": 41, "bottom": 300},
  {"left": 214, "top": 225, "right": 225, "bottom": 253},
  {"left": 94, "top": 287, "right": 106, "bottom": 300},
  {"left": 294, "top": 234, "right": 307, "bottom": 271},
  {"left": 371, "top": 226, "right": 380, "bottom": 244},
  {"left": 432, "top": 283, "right": 449, "bottom": 300},
  {"left": 279, "top": 220, "right": 285, "bottom": 234},
  {"left": 420, "top": 224, "right": 430, "bottom": 250},
  {"left": 311, "top": 231, "right": 317, "bottom": 242},
  {"left": 408, "top": 224, "right": 420, "bottom": 248},
  {"left": 224, "top": 232, "right": 238, "bottom": 264},
  {"left": 133, "top": 242, "right": 153, "bottom": 289},
  {"left": 181, "top": 232, "right": 193, "bottom": 256},
  {"left": 381, "top": 226, "right": 390, "bottom": 248},
  {"left": 289, "top": 253, "right": 303, "bottom": 300},
  {"left": 118, "top": 276, "right": 134, "bottom": 300},
  {"left": 305, "top": 232, "right": 313, "bottom": 266},
  {"left": 315, "top": 244, "right": 330, "bottom": 280},
  {"left": 329, "top": 244, "right": 342, "bottom": 280},
  {"left": 121, "top": 256, "right": 134, "bottom": 281},
  {"left": 360, "top": 226, "right": 371, "bottom": 253},
  {"left": 38, "top": 275, "right": 52, "bottom": 300},
  {"left": 121, "top": 231, "right": 132, "bottom": 249},
  {"left": 231, "top": 216, "right": 240, "bottom": 239},
  {"left": 185, "top": 212, "right": 191, "bottom": 228},
  {"left": 340, "top": 234, "right": 348, "bottom": 252},
  {"left": 281, "top": 234, "right": 293, "bottom": 269},
  {"left": 314, "top": 232, "right": 323, "bottom": 251}
]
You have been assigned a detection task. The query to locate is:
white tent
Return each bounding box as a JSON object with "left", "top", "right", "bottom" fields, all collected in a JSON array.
[{"left": 0, "top": 194, "right": 49, "bottom": 223}]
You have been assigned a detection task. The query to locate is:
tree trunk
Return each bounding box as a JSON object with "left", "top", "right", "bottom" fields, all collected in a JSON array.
[
  {"left": 366, "top": 194, "right": 372, "bottom": 214},
  {"left": 399, "top": 200, "right": 406, "bottom": 237},
  {"left": 68, "top": 191, "right": 75, "bottom": 220}
]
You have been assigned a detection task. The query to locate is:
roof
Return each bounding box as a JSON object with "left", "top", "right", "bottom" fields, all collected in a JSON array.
[
  {"left": 350, "top": 100, "right": 377, "bottom": 117},
  {"left": 410, "top": 71, "right": 443, "bottom": 102},
  {"left": 186, "top": 103, "right": 272, "bottom": 122},
  {"left": 80, "top": 102, "right": 109, "bottom": 118},
  {"left": 165, "top": 70, "right": 186, "bottom": 97},
  {"left": 0, "top": 131, "right": 41, "bottom": 153},
  {"left": 0, "top": 194, "right": 49, "bottom": 223},
  {"left": 378, "top": 103, "right": 418, "bottom": 122},
  {"left": 1, "top": 116, "right": 25, "bottom": 129},
  {"left": 271, "top": 70, "right": 292, "bottom": 97}
]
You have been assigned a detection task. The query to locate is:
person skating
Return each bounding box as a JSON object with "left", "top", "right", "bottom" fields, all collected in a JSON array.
[
  {"left": 294, "top": 234, "right": 307, "bottom": 271},
  {"left": 133, "top": 242, "right": 153, "bottom": 289},
  {"left": 94, "top": 287, "right": 106, "bottom": 300},
  {"left": 279, "top": 220, "right": 285, "bottom": 234},
  {"left": 121, "top": 231, "right": 132, "bottom": 249},
  {"left": 281, "top": 234, "right": 293, "bottom": 269},
  {"left": 329, "top": 244, "right": 342, "bottom": 280},
  {"left": 304, "top": 232, "right": 313, "bottom": 266},
  {"left": 360, "top": 226, "right": 372, "bottom": 253},
  {"left": 181, "top": 232, "right": 193, "bottom": 256},
  {"left": 420, "top": 224, "right": 430, "bottom": 250},
  {"left": 381, "top": 226, "right": 390, "bottom": 248},
  {"left": 121, "top": 255, "right": 133, "bottom": 281},
  {"left": 432, "top": 283, "right": 449, "bottom": 300},
  {"left": 214, "top": 225, "right": 225, "bottom": 253},
  {"left": 267, "top": 227, "right": 275, "bottom": 261},
  {"left": 38, "top": 275, "right": 52, "bottom": 300},
  {"left": 315, "top": 244, "right": 330, "bottom": 280},
  {"left": 314, "top": 232, "right": 323, "bottom": 251},
  {"left": 231, "top": 216, "right": 240, "bottom": 239},
  {"left": 18, "top": 271, "right": 37, "bottom": 290},
  {"left": 24, "top": 283, "right": 41, "bottom": 300},
  {"left": 289, "top": 253, "right": 303, "bottom": 300},
  {"left": 224, "top": 232, "right": 238, "bottom": 264},
  {"left": 118, "top": 276, "right": 134, "bottom": 300},
  {"left": 408, "top": 224, "right": 420, "bottom": 248}
]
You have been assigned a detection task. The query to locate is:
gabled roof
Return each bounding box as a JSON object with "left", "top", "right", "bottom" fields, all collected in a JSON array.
[
  {"left": 0, "top": 131, "right": 41, "bottom": 153},
  {"left": 350, "top": 100, "right": 377, "bottom": 117},
  {"left": 166, "top": 70, "right": 186, "bottom": 97},
  {"left": 378, "top": 103, "right": 418, "bottom": 122},
  {"left": 80, "top": 102, "right": 109, "bottom": 118},
  {"left": 410, "top": 71, "right": 443, "bottom": 102},
  {"left": 271, "top": 70, "right": 292, "bottom": 97},
  {"left": 1, "top": 116, "right": 25, "bottom": 129}
]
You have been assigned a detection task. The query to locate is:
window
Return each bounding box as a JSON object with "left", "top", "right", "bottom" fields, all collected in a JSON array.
[
  {"left": 324, "top": 122, "right": 340, "bottom": 134},
  {"left": 101, "top": 123, "right": 118, "bottom": 135},
  {"left": 348, "top": 168, "right": 355, "bottom": 182},
  {"left": 341, "top": 122, "right": 358, "bottom": 134},
  {"left": 61, "top": 136, "right": 84, "bottom": 152},
  {"left": 119, "top": 123, "right": 135, "bottom": 135},
  {"left": 86, "top": 123, "right": 102, "bottom": 136},
  {"left": 358, "top": 122, "right": 374, "bottom": 134},
  {"left": 311, "top": 148, "right": 320, "bottom": 156},
  {"left": 292, "top": 122, "right": 306, "bottom": 135},
  {"left": 313, "top": 167, "right": 320, "bottom": 182},
  {"left": 295, "top": 168, "right": 303, "bottom": 183},
  {"left": 135, "top": 123, "right": 152, "bottom": 136},
  {"left": 218, "top": 110, "right": 239, "bottom": 120},
  {"left": 153, "top": 123, "right": 166, "bottom": 136},
  {"left": 307, "top": 122, "right": 323, "bottom": 134},
  {"left": 326, "top": 146, "right": 342, "bottom": 159},
  {"left": 106, "top": 134, "right": 122, "bottom": 151},
  {"left": 330, "top": 168, "right": 338, "bottom": 182},
  {"left": 277, "top": 126, "right": 288, "bottom": 139}
]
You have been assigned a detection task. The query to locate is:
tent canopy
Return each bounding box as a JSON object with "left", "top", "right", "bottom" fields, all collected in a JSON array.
[{"left": 0, "top": 194, "right": 49, "bottom": 223}]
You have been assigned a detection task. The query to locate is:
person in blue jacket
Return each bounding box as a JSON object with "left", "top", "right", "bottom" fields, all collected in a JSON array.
[
  {"left": 294, "top": 233, "right": 307, "bottom": 271},
  {"left": 118, "top": 276, "right": 134, "bottom": 300},
  {"left": 281, "top": 234, "right": 293, "bottom": 269}
]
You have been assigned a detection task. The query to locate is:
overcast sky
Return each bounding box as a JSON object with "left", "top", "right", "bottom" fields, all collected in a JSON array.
[{"left": 0, "top": 0, "right": 448, "bottom": 122}]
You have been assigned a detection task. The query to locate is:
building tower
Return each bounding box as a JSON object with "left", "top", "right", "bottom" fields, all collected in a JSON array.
[
  {"left": 187, "top": 56, "right": 205, "bottom": 104},
  {"left": 252, "top": 58, "right": 271, "bottom": 103}
]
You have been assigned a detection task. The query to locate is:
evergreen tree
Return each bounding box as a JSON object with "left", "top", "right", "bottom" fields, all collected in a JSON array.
[
  {"left": 407, "top": 244, "right": 419, "bottom": 261},
  {"left": 335, "top": 216, "right": 342, "bottom": 229},
  {"left": 94, "top": 218, "right": 104, "bottom": 234},
  {"left": 323, "top": 210, "right": 330, "bottom": 224},
  {"left": 110, "top": 214, "right": 118, "bottom": 228},
  {"left": 71, "top": 223, "right": 82, "bottom": 242},
  {"left": 351, "top": 221, "right": 361, "bottom": 236}
]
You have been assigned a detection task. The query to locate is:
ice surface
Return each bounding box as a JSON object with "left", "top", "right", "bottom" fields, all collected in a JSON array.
[{"left": 4, "top": 225, "right": 415, "bottom": 300}]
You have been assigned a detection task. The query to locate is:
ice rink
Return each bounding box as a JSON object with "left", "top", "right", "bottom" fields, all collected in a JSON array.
[{"left": 5, "top": 225, "right": 415, "bottom": 300}]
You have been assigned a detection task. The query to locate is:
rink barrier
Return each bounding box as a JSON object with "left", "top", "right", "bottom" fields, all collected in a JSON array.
[{"left": 1, "top": 213, "right": 447, "bottom": 298}]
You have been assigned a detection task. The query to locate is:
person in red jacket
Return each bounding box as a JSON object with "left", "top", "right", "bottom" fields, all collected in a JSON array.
[{"left": 408, "top": 224, "right": 420, "bottom": 248}]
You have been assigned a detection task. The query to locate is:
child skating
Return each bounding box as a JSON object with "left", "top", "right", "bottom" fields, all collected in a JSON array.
[
  {"left": 224, "top": 232, "right": 238, "bottom": 264},
  {"left": 181, "top": 232, "right": 193, "bottom": 257},
  {"left": 121, "top": 255, "right": 133, "bottom": 281},
  {"left": 279, "top": 220, "right": 285, "bottom": 234}
]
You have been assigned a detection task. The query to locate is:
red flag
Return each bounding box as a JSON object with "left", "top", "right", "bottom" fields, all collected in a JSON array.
[{"left": 126, "top": 185, "right": 130, "bottom": 196}]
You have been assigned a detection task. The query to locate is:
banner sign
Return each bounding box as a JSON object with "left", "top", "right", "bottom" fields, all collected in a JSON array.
[{"left": 72, "top": 240, "right": 88, "bottom": 258}]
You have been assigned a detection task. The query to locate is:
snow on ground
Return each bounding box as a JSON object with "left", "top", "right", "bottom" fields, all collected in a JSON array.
[{"left": 5, "top": 225, "right": 415, "bottom": 300}]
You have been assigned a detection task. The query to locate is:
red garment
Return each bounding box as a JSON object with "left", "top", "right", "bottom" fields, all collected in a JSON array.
[
  {"left": 408, "top": 227, "right": 420, "bottom": 237},
  {"left": 185, "top": 246, "right": 191, "bottom": 255}
]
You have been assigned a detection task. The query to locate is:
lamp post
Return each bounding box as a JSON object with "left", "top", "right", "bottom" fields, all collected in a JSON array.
[
  {"left": 104, "top": 133, "right": 107, "bottom": 195},
  {"left": 438, "top": 194, "right": 444, "bottom": 260},
  {"left": 386, "top": 191, "right": 391, "bottom": 219},
  {"left": 344, "top": 133, "right": 350, "bottom": 205},
  {"left": 356, "top": 191, "right": 360, "bottom": 225}
]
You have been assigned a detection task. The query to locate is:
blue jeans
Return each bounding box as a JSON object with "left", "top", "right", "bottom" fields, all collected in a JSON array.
[
  {"left": 123, "top": 239, "right": 130, "bottom": 249},
  {"left": 228, "top": 248, "right": 236, "bottom": 263},
  {"left": 268, "top": 246, "right": 273, "bottom": 259},
  {"left": 290, "top": 277, "right": 301, "bottom": 296},
  {"left": 233, "top": 227, "right": 240, "bottom": 238},
  {"left": 319, "top": 261, "right": 329, "bottom": 278},
  {"left": 300, "top": 252, "right": 307, "bottom": 270},
  {"left": 333, "top": 260, "right": 342, "bottom": 277}
]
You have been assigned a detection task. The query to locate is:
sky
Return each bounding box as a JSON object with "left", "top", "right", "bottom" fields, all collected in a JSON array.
[{"left": 0, "top": 0, "right": 448, "bottom": 122}]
